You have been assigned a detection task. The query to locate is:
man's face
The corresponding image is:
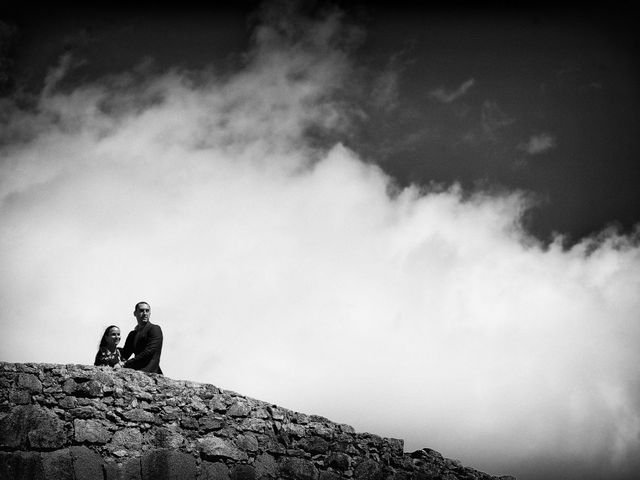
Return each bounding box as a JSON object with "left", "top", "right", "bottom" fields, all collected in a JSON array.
[{"left": 134, "top": 303, "right": 151, "bottom": 325}]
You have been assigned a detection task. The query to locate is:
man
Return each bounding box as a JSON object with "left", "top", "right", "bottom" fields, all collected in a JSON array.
[{"left": 122, "top": 301, "right": 163, "bottom": 374}]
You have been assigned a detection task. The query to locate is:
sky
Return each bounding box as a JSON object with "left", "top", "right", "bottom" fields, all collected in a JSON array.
[{"left": 1, "top": 2, "right": 639, "bottom": 480}]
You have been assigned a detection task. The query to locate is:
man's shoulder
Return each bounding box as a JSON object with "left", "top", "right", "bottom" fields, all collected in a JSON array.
[{"left": 149, "top": 322, "right": 163, "bottom": 333}]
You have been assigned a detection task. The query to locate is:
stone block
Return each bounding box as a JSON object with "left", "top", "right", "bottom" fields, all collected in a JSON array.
[
  {"left": 0, "top": 450, "right": 44, "bottom": 480},
  {"left": 267, "top": 406, "right": 285, "bottom": 421},
  {"left": 69, "top": 366, "right": 98, "bottom": 381},
  {"left": 199, "top": 414, "right": 226, "bottom": 431},
  {"left": 73, "top": 379, "right": 105, "bottom": 397},
  {"left": 386, "top": 438, "right": 404, "bottom": 456},
  {"left": 280, "top": 458, "right": 318, "bottom": 480},
  {"left": 0, "top": 404, "right": 66, "bottom": 449},
  {"left": 141, "top": 449, "right": 196, "bottom": 480},
  {"left": 59, "top": 396, "right": 78, "bottom": 409},
  {"left": 17, "top": 373, "right": 43, "bottom": 393},
  {"left": 325, "top": 452, "right": 350, "bottom": 471},
  {"left": 198, "top": 435, "right": 248, "bottom": 461},
  {"left": 180, "top": 416, "right": 200, "bottom": 429},
  {"left": 110, "top": 428, "right": 143, "bottom": 448},
  {"left": 62, "top": 379, "right": 77, "bottom": 395},
  {"left": 74, "top": 419, "right": 112, "bottom": 444},
  {"left": 294, "top": 413, "right": 310, "bottom": 424},
  {"left": 237, "top": 433, "right": 259, "bottom": 452},
  {"left": 239, "top": 417, "right": 267, "bottom": 433},
  {"left": 199, "top": 384, "right": 221, "bottom": 399},
  {"left": 357, "top": 433, "right": 384, "bottom": 449},
  {"left": 123, "top": 408, "right": 157, "bottom": 423},
  {"left": 199, "top": 461, "right": 230, "bottom": 480},
  {"left": 298, "top": 436, "right": 329, "bottom": 454},
  {"left": 105, "top": 458, "right": 142, "bottom": 480},
  {"left": 208, "top": 398, "right": 227, "bottom": 412},
  {"left": 338, "top": 424, "right": 355, "bottom": 434},
  {"left": 9, "top": 389, "right": 31, "bottom": 405},
  {"left": 190, "top": 398, "right": 207, "bottom": 412},
  {"left": 319, "top": 472, "right": 341, "bottom": 480},
  {"left": 0, "top": 405, "right": 32, "bottom": 448},
  {"left": 94, "top": 370, "right": 116, "bottom": 387},
  {"left": 390, "top": 473, "right": 412, "bottom": 480},
  {"left": 42, "top": 449, "right": 74, "bottom": 480},
  {"left": 70, "top": 405, "right": 98, "bottom": 419},
  {"left": 354, "top": 458, "right": 383, "bottom": 480},
  {"left": 308, "top": 423, "right": 334, "bottom": 439},
  {"left": 413, "top": 449, "right": 444, "bottom": 462},
  {"left": 254, "top": 407, "right": 270, "bottom": 419},
  {"left": 70, "top": 446, "right": 103, "bottom": 480},
  {"left": 28, "top": 412, "right": 67, "bottom": 449},
  {"left": 154, "top": 427, "right": 185, "bottom": 449},
  {"left": 332, "top": 439, "right": 358, "bottom": 454},
  {"left": 129, "top": 386, "right": 154, "bottom": 401},
  {"left": 282, "top": 423, "right": 306, "bottom": 438},
  {"left": 230, "top": 464, "right": 256, "bottom": 480},
  {"left": 227, "top": 401, "right": 251, "bottom": 417},
  {"left": 254, "top": 453, "right": 278, "bottom": 478}
]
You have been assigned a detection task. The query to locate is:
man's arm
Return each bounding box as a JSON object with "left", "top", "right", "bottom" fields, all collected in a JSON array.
[
  {"left": 121, "top": 331, "right": 135, "bottom": 361},
  {"left": 124, "top": 325, "right": 163, "bottom": 369}
]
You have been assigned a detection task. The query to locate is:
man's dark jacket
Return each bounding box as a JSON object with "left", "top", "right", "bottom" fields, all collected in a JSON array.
[{"left": 122, "top": 321, "right": 163, "bottom": 374}]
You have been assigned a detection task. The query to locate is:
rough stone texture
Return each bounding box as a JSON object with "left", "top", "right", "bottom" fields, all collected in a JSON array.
[
  {"left": 254, "top": 453, "right": 278, "bottom": 478},
  {"left": 326, "top": 452, "right": 350, "bottom": 471},
  {"left": 74, "top": 418, "right": 112, "bottom": 443},
  {"left": 0, "top": 362, "right": 517, "bottom": 480},
  {"left": 0, "top": 404, "right": 67, "bottom": 449},
  {"left": 231, "top": 464, "right": 257, "bottom": 480},
  {"left": 104, "top": 457, "right": 142, "bottom": 480},
  {"left": 354, "top": 458, "right": 383, "bottom": 480},
  {"left": 141, "top": 449, "right": 197, "bottom": 480},
  {"left": 70, "top": 446, "right": 104, "bottom": 480},
  {"left": 17, "top": 373, "right": 42, "bottom": 393},
  {"left": 155, "top": 427, "right": 185, "bottom": 449},
  {"left": 199, "top": 435, "right": 249, "bottom": 462},
  {"left": 281, "top": 457, "right": 319, "bottom": 480},
  {"left": 201, "top": 461, "right": 231, "bottom": 480},
  {"left": 124, "top": 408, "right": 157, "bottom": 423},
  {"left": 0, "top": 451, "right": 44, "bottom": 480},
  {"left": 42, "top": 449, "right": 73, "bottom": 480}
]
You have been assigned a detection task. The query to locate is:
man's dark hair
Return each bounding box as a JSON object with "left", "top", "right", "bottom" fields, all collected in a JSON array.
[{"left": 134, "top": 301, "right": 150, "bottom": 312}]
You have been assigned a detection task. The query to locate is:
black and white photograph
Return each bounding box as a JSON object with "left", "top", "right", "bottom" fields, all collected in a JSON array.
[{"left": 1, "top": 1, "right": 639, "bottom": 479}]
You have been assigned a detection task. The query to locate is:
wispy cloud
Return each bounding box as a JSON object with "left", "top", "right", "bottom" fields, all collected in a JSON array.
[
  {"left": 40, "top": 52, "right": 85, "bottom": 98},
  {"left": 429, "top": 78, "right": 475, "bottom": 103},
  {"left": 1, "top": 6, "right": 639, "bottom": 480},
  {"left": 370, "top": 68, "right": 399, "bottom": 112},
  {"left": 518, "top": 133, "right": 557, "bottom": 155},
  {"left": 480, "top": 99, "right": 515, "bottom": 140}
]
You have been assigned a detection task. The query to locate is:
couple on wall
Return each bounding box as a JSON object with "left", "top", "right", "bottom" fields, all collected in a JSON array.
[{"left": 94, "top": 301, "right": 163, "bottom": 374}]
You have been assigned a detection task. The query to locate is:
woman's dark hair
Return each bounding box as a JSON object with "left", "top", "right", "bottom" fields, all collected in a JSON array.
[{"left": 99, "top": 325, "right": 120, "bottom": 349}]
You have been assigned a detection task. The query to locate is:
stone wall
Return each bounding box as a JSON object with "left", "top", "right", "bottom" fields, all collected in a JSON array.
[{"left": 0, "top": 362, "right": 514, "bottom": 480}]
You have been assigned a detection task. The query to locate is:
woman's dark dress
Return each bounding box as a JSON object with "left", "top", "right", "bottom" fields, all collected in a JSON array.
[{"left": 94, "top": 347, "right": 123, "bottom": 367}]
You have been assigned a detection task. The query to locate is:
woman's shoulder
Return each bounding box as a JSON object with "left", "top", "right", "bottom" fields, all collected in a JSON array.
[{"left": 94, "top": 347, "right": 110, "bottom": 365}]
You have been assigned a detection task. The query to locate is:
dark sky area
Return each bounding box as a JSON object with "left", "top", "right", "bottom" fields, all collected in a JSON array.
[{"left": 1, "top": 1, "right": 639, "bottom": 245}]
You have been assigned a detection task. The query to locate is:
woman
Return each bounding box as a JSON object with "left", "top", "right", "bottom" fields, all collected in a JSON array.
[{"left": 94, "top": 325, "right": 123, "bottom": 367}]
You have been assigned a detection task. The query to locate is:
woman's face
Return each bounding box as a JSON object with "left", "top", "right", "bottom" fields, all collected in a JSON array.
[{"left": 105, "top": 327, "right": 121, "bottom": 348}]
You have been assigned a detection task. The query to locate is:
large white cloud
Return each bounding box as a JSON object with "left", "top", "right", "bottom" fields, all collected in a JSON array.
[{"left": 1, "top": 6, "right": 639, "bottom": 480}]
